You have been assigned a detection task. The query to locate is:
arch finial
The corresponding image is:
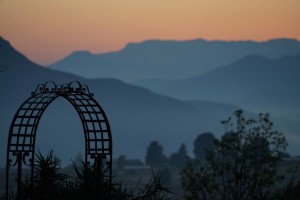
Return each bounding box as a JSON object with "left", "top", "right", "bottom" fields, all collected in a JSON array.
[{"left": 31, "top": 81, "right": 94, "bottom": 96}]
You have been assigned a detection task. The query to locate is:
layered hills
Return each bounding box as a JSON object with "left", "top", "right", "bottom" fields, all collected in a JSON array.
[
  {"left": 1, "top": 37, "right": 300, "bottom": 169},
  {"left": 141, "top": 54, "right": 300, "bottom": 116},
  {"left": 49, "top": 38, "right": 300, "bottom": 82},
  {"left": 0, "top": 38, "right": 229, "bottom": 167}
]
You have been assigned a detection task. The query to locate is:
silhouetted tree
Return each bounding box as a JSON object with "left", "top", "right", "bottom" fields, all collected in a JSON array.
[
  {"left": 145, "top": 141, "right": 168, "bottom": 168},
  {"left": 169, "top": 143, "right": 188, "bottom": 167},
  {"left": 193, "top": 132, "right": 215, "bottom": 160},
  {"left": 181, "top": 110, "right": 288, "bottom": 200}
]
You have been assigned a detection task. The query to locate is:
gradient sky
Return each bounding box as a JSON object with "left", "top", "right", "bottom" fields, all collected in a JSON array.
[{"left": 0, "top": 0, "right": 299, "bottom": 65}]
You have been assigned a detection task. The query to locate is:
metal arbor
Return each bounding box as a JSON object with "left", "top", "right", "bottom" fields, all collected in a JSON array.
[{"left": 5, "top": 81, "right": 112, "bottom": 199}]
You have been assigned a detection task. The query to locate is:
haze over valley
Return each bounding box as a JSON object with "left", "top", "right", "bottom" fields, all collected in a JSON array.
[{"left": 1, "top": 37, "right": 300, "bottom": 168}]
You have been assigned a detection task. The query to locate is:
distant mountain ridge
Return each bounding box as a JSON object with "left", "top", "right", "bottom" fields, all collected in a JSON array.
[
  {"left": 144, "top": 54, "right": 300, "bottom": 117},
  {"left": 49, "top": 38, "right": 300, "bottom": 81}
]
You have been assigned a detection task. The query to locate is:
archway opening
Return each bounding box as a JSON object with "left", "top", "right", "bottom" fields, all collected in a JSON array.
[{"left": 36, "top": 96, "right": 84, "bottom": 166}]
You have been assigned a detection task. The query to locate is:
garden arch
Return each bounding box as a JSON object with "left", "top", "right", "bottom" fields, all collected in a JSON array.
[{"left": 6, "top": 81, "right": 112, "bottom": 199}]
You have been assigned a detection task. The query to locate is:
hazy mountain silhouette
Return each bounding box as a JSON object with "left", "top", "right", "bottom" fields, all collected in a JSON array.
[
  {"left": 145, "top": 54, "right": 300, "bottom": 116},
  {"left": 0, "top": 37, "right": 226, "bottom": 167},
  {"left": 49, "top": 38, "right": 300, "bottom": 82},
  {"left": 1, "top": 37, "right": 300, "bottom": 168}
]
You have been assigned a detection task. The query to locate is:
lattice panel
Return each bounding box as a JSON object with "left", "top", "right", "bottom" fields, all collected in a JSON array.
[
  {"left": 65, "top": 92, "right": 112, "bottom": 158},
  {"left": 8, "top": 92, "right": 57, "bottom": 152}
]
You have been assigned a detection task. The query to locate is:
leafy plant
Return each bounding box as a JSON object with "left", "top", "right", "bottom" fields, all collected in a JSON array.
[{"left": 22, "top": 150, "right": 69, "bottom": 199}]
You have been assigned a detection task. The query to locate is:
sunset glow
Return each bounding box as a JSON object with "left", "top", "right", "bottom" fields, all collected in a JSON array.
[{"left": 0, "top": 0, "right": 299, "bottom": 65}]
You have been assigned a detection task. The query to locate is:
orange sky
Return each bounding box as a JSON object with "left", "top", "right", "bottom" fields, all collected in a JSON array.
[{"left": 0, "top": 0, "right": 299, "bottom": 65}]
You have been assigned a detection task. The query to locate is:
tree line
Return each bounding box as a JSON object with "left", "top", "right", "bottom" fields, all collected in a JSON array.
[
  {"left": 119, "top": 110, "right": 300, "bottom": 199},
  {"left": 115, "top": 131, "right": 215, "bottom": 169},
  {"left": 141, "top": 132, "right": 215, "bottom": 169}
]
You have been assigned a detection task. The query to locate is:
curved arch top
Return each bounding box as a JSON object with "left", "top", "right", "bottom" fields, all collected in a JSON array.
[
  {"left": 7, "top": 81, "right": 112, "bottom": 159},
  {"left": 6, "top": 81, "right": 113, "bottom": 198}
]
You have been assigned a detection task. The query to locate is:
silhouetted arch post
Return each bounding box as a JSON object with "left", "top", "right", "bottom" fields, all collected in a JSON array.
[{"left": 5, "top": 81, "right": 113, "bottom": 199}]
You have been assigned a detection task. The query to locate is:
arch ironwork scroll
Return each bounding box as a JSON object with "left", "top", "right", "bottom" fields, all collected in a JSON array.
[{"left": 5, "top": 81, "right": 112, "bottom": 199}]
